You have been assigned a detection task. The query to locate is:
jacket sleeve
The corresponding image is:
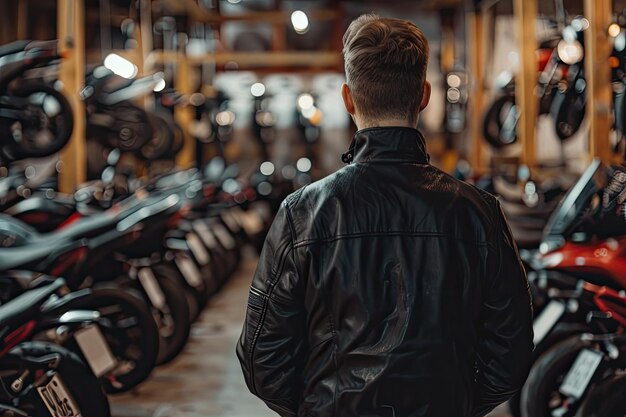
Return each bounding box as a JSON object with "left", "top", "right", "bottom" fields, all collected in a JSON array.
[
  {"left": 472, "top": 201, "right": 534, "bottom": 417},
  {"left": 236, "top": 201, "right": 306, "bottom": 417}
]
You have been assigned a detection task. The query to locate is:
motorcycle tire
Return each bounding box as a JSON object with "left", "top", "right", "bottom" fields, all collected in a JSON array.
[
  {"left": 538, "top": 85, "right": 557, "bottom": 115},
  {"left": 96, "top": 101, "right": 153, "bottom": 152},
  {"left": 2, "top": 341, "right": 110, "bottom": 417},
  {"left": 578, "top": 374, "right": 626, "bottom": 417},
  {"left": 137, "top": 112, "right": 175, "bottom": 161},
  {"left": 210, "top": 217, "right": 241, "bottom": 277},
  {"left": 158, "top": 259, "right": 204, "bottom": 322},
  {"left": 508, "top": 321, "right": 590, "bottom": 417},
  {"left": 171, "top": 121, "right": 185, "bottom": 156},
  {"left": 150, "top": 274, "right": 191, "bottom": 366},
  {"left": 187, "top": 218, "right": 233, "bottom": 293},
  {"left": 0, "top": 83, "right": 74, "bottom": 160},
  {"left": 520, "top": 335, "right": 592, "bottom": 417},
  {"left": 482, "top": 94, "right": 517, "bottom": 149},
  {"left": 71, "top": 284, "right": 159, "bottom": 394},
  {"left": 551, "top": 84, "right": 586, "bottom": 141},
  {"left": 614, "top": 89, "right": 626, "bottom": 138}
]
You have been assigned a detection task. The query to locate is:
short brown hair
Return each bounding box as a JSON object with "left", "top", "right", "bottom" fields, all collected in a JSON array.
[{"left": 343, "top": 15, "right": 429, "bottom": 125}]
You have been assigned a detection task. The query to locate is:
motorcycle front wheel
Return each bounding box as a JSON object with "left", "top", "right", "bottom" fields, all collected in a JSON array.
[
  {"left": 0, "top": 83, "right": 74, "bottom": 160},
  {"left": 482, "top": 94, "right": 517, "bottom": 149}
]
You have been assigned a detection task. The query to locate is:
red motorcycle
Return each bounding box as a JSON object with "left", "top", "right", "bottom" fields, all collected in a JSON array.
[
  {"left": 507, "top": 159, "right": 626, "bottom": 416},
  {"left": 516, "top": 159, "right": 626, "bottom": 417}
]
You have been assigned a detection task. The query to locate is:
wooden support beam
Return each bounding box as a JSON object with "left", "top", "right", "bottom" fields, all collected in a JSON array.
[
  {"left": 139, "top": 0, "right": 153, "bottom": 67},
  {"left": 158, "top": 3, "right": 338, "bottom": 25},
  {"left": 57, "top": 0, "right": 86, "bottom": 193},
  {"left": 271, "top": 23, "right": 287, "bottom": 51},
  {"left": 584, "top": 0, "right": 613, "bottom": 163},
  {"left": 330, "top": 2, "right": 345, "bottom": 72},
  {"left": 467, "top": 9, "right": 486, "bottom": 175},
  {"left": 174, "top": 56, "right": 195, "bottom": 168},
  {"left": 17, "top": 0, "right": 28, "bottom": 39},
  {"left": 145, "top": 50, "right": 341, "bottom": 69},
  {"left": 0, "top": 4, "right": 16, "bottom": 44},
  {"left": 513, "top": 0, "right": 538, "bottom": 168},
  {"left": 270, "top": 0, "right": 285, "bottom": 52}
]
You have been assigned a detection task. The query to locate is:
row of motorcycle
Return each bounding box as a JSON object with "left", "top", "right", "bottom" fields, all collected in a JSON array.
[
  {"left": 0, "top": 39, "right": 303, "bottom": 415},
  {"left": 500, "top": 158, "right": 626, "bottom": 417}
]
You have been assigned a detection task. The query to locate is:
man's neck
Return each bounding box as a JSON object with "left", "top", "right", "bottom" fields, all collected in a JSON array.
[{"left": 354, "top": 118, "right": 417, "bottom": 130}]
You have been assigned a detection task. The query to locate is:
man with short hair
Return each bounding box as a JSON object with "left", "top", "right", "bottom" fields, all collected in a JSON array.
[{"left": 238, "top": 14, "right": 533, "bottom": 417}]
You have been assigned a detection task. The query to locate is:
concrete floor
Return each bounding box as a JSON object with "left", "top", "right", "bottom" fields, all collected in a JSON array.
[{"left": 110, "top": 255, "right": 511, "bottom": 417}]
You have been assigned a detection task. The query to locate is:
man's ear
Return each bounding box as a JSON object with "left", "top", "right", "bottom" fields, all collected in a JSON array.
[
  {"left": 419, "top": 81, "right": 431, "bottom": 112},
  {"left": 341, "top": 83, "right": 356, "bottom": 116}
]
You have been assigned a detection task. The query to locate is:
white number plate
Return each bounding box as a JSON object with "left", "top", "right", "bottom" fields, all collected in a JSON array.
[
  {"left": 559, "top": 348, "right": 603, "bottom": 398},
  {"left": 137, "top": 268, "right": 167, "bottom": 310},
  {"left": 37, "top": 373, "right": 83, "bottom": 417},
  {"left": 186, "top": 232, "right": 210, "bottom": 265},
  {"left": 533, "top": 300, "right": 566, "bottom": 345},
  {"left": 175, "top": 253, "right": 204, "bottom": 288},
  {"left": 74, "top": 324, "right": 117, "bottom": 377}
]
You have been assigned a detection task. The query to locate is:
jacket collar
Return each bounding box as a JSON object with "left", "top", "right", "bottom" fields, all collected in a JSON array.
[{"left": 341, "top": 127, "right": 430, "bottom": 165}]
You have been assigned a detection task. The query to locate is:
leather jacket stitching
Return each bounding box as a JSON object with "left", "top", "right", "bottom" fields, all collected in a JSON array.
[
  {"left": 247, "top": 244, "right": 294, "bottom": 396},
  {"left": 293, "top": 231, "right": 491, "bottom": 248}
]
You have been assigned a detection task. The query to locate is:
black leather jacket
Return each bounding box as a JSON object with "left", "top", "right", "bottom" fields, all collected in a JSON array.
[{"left": 238, "top": 127, "right": 533, "bottom": 417}]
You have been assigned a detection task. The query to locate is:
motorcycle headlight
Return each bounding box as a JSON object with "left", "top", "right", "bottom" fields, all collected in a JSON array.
[{"left": 557, "top": 39, "right": 584, "bottom": 65}]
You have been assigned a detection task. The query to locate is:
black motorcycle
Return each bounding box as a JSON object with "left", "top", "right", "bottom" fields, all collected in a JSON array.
[{"left": 0, "top": 40, "right": 73, "bottom": 161}]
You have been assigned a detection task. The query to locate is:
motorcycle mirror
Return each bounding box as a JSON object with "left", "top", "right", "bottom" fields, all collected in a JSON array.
[
  {"left": 517, "top": 165, "right": 531, "bottom": 182},
  {"left": 205, "top": 157, "right": 226, "bottom": 182},
  {"left": 153, "top": 16, "right": 176, "bottom": 34},
  {"left": 120, "top": 19, "right": 135, "bottom": 37},
  {"left": 107, "top": 149, "right": 121, "bottom": 166},
  {"left": 101, "top": 166, "right": 115, "bottom": 185}
]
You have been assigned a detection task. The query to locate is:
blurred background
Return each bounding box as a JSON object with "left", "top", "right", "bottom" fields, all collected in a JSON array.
[{"left": 2, "top": 1, "right": 626, "bottom": 417}]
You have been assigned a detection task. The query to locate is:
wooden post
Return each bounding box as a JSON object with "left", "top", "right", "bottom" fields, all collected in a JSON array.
[
  {"left": 17, "top": 0, "right": 28, "bottom": 39},
  {"left": 584, "top": 0, "right": 612, "bottom": 163},
  {"left": 57, "top": 0, "right": 86, "bottom": 192},
  {"left": 513, "top": 0, "right": 538, "bottom": 169},
  {"left": 467, "top": 9, "right": 486, "bottom": 175},
  {"left": 175, "top": 56, "right": 195, "bottom": 167},
  {"left": 131, "top": 25, "right": 145, "bottom": 77},
  {"left": 139, "top": 0, "right": 153, "bottom": 71}
]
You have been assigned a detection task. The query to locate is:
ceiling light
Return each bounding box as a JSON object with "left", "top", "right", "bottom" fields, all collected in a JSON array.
[
  {"left": 250, "top": 82, "right": 266, "bottom": 97},
  {"left": 291, "top": 10, "right": 309, "bottom": 34},
  {"left": 103, "top": 53, "right": 138, "bottom": 79}
]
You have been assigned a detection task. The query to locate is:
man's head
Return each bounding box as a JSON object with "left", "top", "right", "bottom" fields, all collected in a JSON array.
[{"left": 341, "top": 14, "right": 431, "bottom": 129}]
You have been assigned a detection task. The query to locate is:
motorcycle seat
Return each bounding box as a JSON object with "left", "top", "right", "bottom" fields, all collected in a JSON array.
[
  {"left": 0, "top": 279, "right": 65, "bottom": 333},
  {"left": 0, "top": 40, "right": 30, "bottom": 58}
]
